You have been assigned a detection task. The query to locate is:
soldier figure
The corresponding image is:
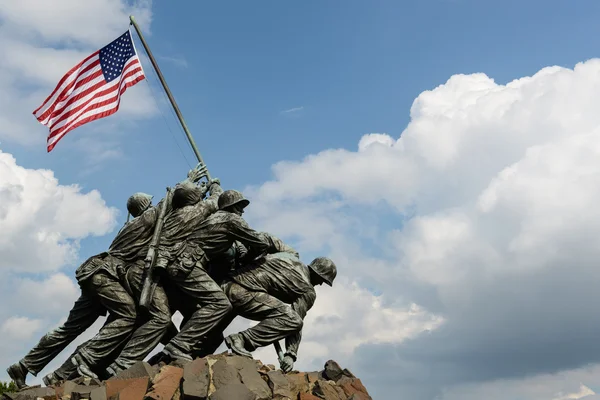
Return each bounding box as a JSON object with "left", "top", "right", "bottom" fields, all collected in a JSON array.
[
  {"left": 154, "top": 189, "right": 274, "bottom": 362},
  {"left": 223, "top": 236, "right": 337, "bottom": 373},
  {"left": 6, "top": 167, "right": 206, "bottom": 388},
  {"left": 6, "top": 168, "right": 338, "bottom": 386}
]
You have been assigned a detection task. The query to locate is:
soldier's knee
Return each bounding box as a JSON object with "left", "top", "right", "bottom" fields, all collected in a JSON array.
[
  {"left": 121, "top": 305, "right": 137, "bottom": 325},
  {"left": 218, "top": 294, "right": 233, "bottom": 314},
  {"left": 221, "top": 299, "right": 233, "bottom": 315},
  {"left": 155, "top": 312, "right": 172, "bottom": 328}
]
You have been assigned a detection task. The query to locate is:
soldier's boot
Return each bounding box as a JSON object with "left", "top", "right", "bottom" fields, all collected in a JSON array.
[
  {"left": 71, "top": 354, "right": 98, "bottom": 379},
  {"left": 105, "top": 363, "right": 123, "bottom": 378},
  {"left": 6, "top": 362, "right": 28, "bottom": 390},
  {"left": 163, "top": 345, "right": 193, "bottom": 362},
  {"left": 225, "top": 333, "right": 253, "bottom": 358},
  {"left": 147, "top": 351, "right": 171, "bottom": 366},
  {"left": 42, "top": 372, "right": 60, "bottom": 387}
]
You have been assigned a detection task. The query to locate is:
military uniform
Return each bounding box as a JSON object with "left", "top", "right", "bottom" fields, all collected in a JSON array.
[
  {"left": 157, "top": 186, "right": 272, "bottom": 359},
  {"left": 224, "top": 243, "right": 315, "bottom": 362},
  {"left": 73, "top": 197, "right": 175, "bottom": 374},
  {"left": 100, "top": 198, "right": 174, "bottom": 373},
  {"left": 9, "top": 198, "right": 170, "bottom": 383}
]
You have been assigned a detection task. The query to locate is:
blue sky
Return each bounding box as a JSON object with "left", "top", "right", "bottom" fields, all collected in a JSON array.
[
  {"left": 8, "top": 0, "right": 599, "bottom": 261},
  {"left": 5, "top": 1, "right": 600, "bottom": 399}
]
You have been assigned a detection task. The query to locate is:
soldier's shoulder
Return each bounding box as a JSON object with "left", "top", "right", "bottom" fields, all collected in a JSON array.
[
  {"left": 269, "top": 252, "right": 300, "bottom": 262},
  {"left": 203, "top": 210, "right": 229, "bottom": 222},
  {"left": 215, "top": 211, "right": 246, "bottom": 225}
]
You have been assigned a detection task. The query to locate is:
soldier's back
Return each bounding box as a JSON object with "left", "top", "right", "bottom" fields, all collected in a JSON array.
[{"left": 232, "top": 252, "right": 313, "bottom": 303}]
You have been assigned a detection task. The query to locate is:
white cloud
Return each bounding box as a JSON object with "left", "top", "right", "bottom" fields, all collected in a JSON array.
[
  {"left": 14, "top": 274, "right": 80, "bottom": 316},
  {"left": 440, "top": 367, "right": 600, "bottom": 400},
  {"left": 0, "top": 148, "right": 116, "bottom": 383},
  {"left": 553, "top": 385, "right": 596, "bottom": 400},
  {"left": 280, "top": 106, "right": 304, "bottom": 116},
  {"left": 0, "top": 150, "right": 118, "bottom": 273},
  {"left": 3, "top": 2, "right": 600, "bottom": 399},
  {"left": 0, "top": 0, "right": 152, "bottom": 47},
  {"left": 1, "top": 317, "right": 42, "bottom": 341},
  {"left": 242, "top": 58, "right": 600, "bottom": 399},
  {"left": 281, "top": 106, "right": 304, "bottom": 114},
  {"left": 0, "top": 147, "right": 116, "bottom": 380}
]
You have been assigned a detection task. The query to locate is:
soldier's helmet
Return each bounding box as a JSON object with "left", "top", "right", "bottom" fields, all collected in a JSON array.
[
  {"left": 172, "top": 184, "right": 203, "bottom": 209},
  {"left": 308, "top": 257, "right": 337, "bottom": 286},
  {"left": 127, "top": 192, "right": 153, "bottom": 218},
  {"left": 218, "top": 190, "right": 250, "bottom": 211}
]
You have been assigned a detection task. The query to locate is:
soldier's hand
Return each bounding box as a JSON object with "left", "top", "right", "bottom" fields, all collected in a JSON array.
[
  {"left": 188, "top": 164, "right": 208, "bottom": 183},
  {"left": 210, "top": 177, "right": 220, "bottom": 187},
  {"left": 199, "top": 181, "right": 210, "bottom": 197},
  {"left": 280, "top": 355, "right": 294, "bottom": 373}
]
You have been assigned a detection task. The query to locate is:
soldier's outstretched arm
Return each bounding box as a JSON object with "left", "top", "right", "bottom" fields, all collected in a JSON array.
[
  {"left": 284, "top": 288, "right": 317, "bottom": 361},
  {"left": 203, "top": 179, "right": 224, "bottom": 208},
  {"left": 259, "top": 232, "right": 300, "bottom": 258},
  {"left": 227, "top": 215, "right": 272, "bottom": 259}
]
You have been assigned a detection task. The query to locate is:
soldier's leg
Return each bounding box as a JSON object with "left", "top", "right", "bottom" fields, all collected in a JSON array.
[
  {"left": 163, "top": 263, "right": 233, "bottom": 360},
  {"left": 191, "top": 311, "right": 237, "bottom": 359},
  {"left": 7, "top": 291, "right": 103, "bottom": 388},
  {"left": 106, "top": 264, "right": 172, "bottom": 374},
  {"left": 225, "top": 283, "right": 303, "bottom": 353},
  {"left": 76, "top": 272, "right": 137, "bottom": 371},
  {"left": 42, "top": 341, "right": 87, "bottom": 386}
]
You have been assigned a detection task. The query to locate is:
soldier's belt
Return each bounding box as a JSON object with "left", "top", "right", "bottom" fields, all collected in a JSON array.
[{"left": 155, "top": 240, "right": 209, "bottom": 269}]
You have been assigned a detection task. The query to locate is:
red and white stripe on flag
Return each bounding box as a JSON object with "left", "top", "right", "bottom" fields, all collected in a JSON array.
[{"left": 33, "top": 30, "right": 146, "bottom": 152}]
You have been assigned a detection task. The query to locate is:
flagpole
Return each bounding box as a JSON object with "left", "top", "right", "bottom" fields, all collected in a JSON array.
[
  {"left": 129, "top": 16, "right": 286, "bottom": 365},
  {"left": 129, "top": 15, "right": 211, "bottom": 181}
]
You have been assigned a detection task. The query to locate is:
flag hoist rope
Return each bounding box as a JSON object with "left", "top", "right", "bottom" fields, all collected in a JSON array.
[{"left": 129, "top": 15, "right": 211, "bottom": 181}]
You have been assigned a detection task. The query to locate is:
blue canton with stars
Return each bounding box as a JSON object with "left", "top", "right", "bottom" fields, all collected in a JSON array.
[{"left": 99, "top": 31, "right": 137, "bottom": 83}]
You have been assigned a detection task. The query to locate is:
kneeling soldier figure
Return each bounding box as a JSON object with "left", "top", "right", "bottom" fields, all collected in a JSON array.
[{"left": 223, "top": 240, "right": 337, "bottom": 373}]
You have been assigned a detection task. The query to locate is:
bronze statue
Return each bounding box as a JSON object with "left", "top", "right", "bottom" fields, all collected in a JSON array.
[
  {"left": 152, "top": 188, "right": 276, "bottom": 362},
  {"left": 6, "top": 167, "right": 207, "bottom": 387},
  {"left": 222, "top": 235, "right": 336, "bottom": 372},
  {"left": 5, "top": 165, "right": 340, "bottom": 387}
]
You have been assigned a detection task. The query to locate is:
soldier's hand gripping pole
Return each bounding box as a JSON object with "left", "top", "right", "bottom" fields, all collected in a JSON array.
[{"left": 139, "top": 186, "right": 174, "bottom": 311}]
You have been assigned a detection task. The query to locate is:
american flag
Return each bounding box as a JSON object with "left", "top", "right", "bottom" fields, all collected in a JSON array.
[{"left": 33, "top": 30, "right": 146, "bottom": 152}]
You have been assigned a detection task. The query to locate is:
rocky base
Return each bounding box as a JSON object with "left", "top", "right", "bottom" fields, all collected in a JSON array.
[{"left": 2, "top": 353, "right": 372, "bottom": 400}]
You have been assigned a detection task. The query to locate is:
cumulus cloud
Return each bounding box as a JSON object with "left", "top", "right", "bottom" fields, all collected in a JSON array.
[
  {"left": 3, "top": 2, "right": 600, "bottom": 399},
  {"left": 1, "top": 317, "right": 42, "bottom": 341},
  {"left": 440, "top": 367, "right": 600, "bottom": 400},
  {"left": 0, "top": 148, "right": 118, "bottom": 381},
  {"left": 14, "top": 274, "right": 81, "bottom": 316},
  {"left": 0, "top": 0, "right": 152, "bottom": 47},
  {"left": 0, "top": 0, "right": 159, "bottom": 387},
  {"left": 0, "top": 150, "right": 119, "bottom": 384},
  {"left": 243, "top": 59, "right": 600, "bottom": 399},
  {"left": 0, "top": 150, "right": 118, "bottom": 273}
]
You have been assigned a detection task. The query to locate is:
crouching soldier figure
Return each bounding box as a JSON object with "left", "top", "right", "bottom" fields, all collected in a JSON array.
[{"left": 223, "top": 239, "right": 337, "bottom": 373}]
